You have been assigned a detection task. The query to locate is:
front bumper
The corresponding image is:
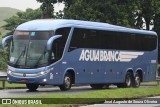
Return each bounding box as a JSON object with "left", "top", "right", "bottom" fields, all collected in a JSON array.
[{"left": 7, "top": 72, "right": 50, "bottom": 85}]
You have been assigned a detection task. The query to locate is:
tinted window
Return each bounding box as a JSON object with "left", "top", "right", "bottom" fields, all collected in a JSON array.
[
  {"left": 69, "top": 28, "right": 99, "bottom": 51},
  {"left": 69, "top": 28, "right": 157, "bottom": 51},
  {"left": 50, "top": 27, "right": 71, "bottom": 63},
  {"left": 98, "top": 31, "right": 157, "bottom": 51}
]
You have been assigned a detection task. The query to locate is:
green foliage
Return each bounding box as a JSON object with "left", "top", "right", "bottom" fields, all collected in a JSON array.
[
  {"left": 0, "top": 7, "right": 21, "bottom": 22},
  {"left": 132, "top": 0, "right": 160, "bottom": 30},
  {"left": 0, "top": 81, "right": 25, "bottom": 88},
  {"left": 36, "top": 0, "right": 63, "bottom": 18},
  {"left": 0, "top": 49, "right": 8, "bottom": 70},
  {"left": 55, "top": 10, "right": 63, "bottom": 19},
  {"left": 63, "top": 0, "right": 136, "bottom": 28},
  {"left": 0, "top": 7, "right": 21, "bottom": 42},
  {"left": 62, "top": 0, "right": 75, "bottom": 8},
  {"left": 62, "top": 0, "right": 160, "bottom": 31},
  {"left": 3, "top": 8, "right": 42, "bottom": 35}
]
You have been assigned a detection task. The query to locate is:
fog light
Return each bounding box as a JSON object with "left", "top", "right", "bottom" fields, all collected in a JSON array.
[{"left": 43, "top": 79, "right": 47, "bottom": 82}]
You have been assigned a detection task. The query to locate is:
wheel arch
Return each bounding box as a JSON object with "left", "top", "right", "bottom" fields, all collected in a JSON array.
[
  {"left": 64, "top": 68, "right": 76, "bottom": 84},
  {"left": 125, "top": 68, "right": 134, "bottom": 76},
  {"left": 124, "top": 68, "right": 134, "bottom": 81}
]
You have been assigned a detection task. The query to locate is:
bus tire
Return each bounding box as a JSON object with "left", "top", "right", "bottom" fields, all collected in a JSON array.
[
  {"left": 26, "top": 84, "right": 39, "bottom": 91},
  {"left": 90, "top": 84, "right": 106, "bottom": 89},
  {"left": 133, "top": 73, "right": 141, "bottom": 88},
  {"left": 117, "top": 72, "right": 133, "bottom": 88},
  {"left": 124, "top": 72, "right": 134, "bottom": 88},
  {"left": 59, "top": 73, "right": 72, "bottom": 91}
]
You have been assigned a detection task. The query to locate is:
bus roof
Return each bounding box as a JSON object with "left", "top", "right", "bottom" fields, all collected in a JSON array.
[{"left": 16, "top": 19, "right": 157, "bottom": 36}]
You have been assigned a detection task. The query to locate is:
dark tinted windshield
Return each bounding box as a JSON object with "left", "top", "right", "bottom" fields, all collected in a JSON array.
[{"left": 9, "top": 31, "right": 54, "bottom": 68}]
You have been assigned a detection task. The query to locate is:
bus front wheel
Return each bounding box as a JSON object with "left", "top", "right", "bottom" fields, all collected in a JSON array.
[
  {"left": 26, "top": 84, "right": 39, "bottom": 91},
  {"left": 59, "top": 73, "right": 72, "bottom": 91}
]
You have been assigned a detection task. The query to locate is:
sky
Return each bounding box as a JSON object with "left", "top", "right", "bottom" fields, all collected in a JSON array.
[{"left": 0, "top": 0, "right": 64, "bottom": 12}]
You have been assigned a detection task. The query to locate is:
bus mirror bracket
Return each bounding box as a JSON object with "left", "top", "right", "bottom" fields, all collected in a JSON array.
[
  {"left": 2, "top": 35, "right": 13, "bottom": 49},
  {"left": 47, "top": 35, "right": 62, "bottom": 51}
]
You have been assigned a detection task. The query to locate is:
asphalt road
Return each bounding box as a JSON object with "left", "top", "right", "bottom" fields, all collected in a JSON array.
[
  {"left": 0, "top": 85, "right": 96, "bottom": 98},
  {"left": 0, "top": 85, "right": 156, "bottom": 98}
]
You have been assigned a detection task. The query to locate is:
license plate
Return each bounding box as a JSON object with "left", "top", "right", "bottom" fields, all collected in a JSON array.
[{"left": 21, "top": 79, "right": 28, "bottom": 83}]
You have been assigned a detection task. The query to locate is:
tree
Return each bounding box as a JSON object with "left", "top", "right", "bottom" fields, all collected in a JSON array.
[
  {"left": 0, "top": 49, "right": 8, "bottom": 70},
  {"left": 63, "top": 0, "right": 136, "bottom": 28},
  {"left": 36, "top": 0, "right": 63, "bottom": 18},
  {"left": 132, "top": 0, "right": 160, "bottom": 30},
  {"left": 152, "top": 1, "right": 160, "bottom": 34},
  {"left": 55, "top": 10, "right": 64, "bottom": 19},
  {"left": 3, "top": 8, "right": 42, "bottom": 35},
  {"left": 62, "top": 0, "right": 75, "bottom": 9}
]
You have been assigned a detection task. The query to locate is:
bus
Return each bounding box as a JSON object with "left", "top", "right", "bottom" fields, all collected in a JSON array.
[{"left": 2, "top": 19, "right": 158, "bottom": 91}]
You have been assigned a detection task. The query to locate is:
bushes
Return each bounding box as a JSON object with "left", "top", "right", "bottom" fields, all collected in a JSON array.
[{"left": 0, "top": 49, "right": 8, "bottom": 70}]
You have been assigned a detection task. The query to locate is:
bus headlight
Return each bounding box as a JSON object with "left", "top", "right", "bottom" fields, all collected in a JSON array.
[
  {"left": 37, "top": 68, "right": 53, "bottom": 75},
  {"left": 7, "top": 69, "right": 12, "bottom": 74}
]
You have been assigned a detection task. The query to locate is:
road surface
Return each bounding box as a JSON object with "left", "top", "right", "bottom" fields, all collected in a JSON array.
[
  {"left": 0, "top": 85, "right": 95, "bottom": 98},
  {"left": 0, "top": 85, "right": 156, "bottom": 98}
]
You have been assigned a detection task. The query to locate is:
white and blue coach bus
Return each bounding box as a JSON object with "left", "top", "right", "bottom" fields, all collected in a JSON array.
[{"left": 2, "top": 19, "right": 158, "bottom": 91}]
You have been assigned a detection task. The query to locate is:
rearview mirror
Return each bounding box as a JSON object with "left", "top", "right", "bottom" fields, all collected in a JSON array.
[
  {"left": 2, "top": 35, "right": 13, "bottom": 49},
  {"left": 47, "top": 35, "right": 62, "bottom": 51}
]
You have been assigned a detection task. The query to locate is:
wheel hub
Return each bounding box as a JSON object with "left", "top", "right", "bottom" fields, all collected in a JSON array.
[
  {"left": 126, "top": 76, "right": 131, "bottom": 86},
  {"left": 135, "top": 76, "right": 140, "bottom": 86},
  {"left": 64, "top": 76, "right": 71, "bottom": 88}
]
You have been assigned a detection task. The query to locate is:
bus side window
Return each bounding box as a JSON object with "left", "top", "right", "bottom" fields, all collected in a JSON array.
[
  {"left": 69, "top": 28, "right": 99, "bottom": 51},
  {"left": 69, "top": 28, "right": 86, "bottom": 51},
  {"left": 50, "top": 27, "right": 71, "bottom": 63}
]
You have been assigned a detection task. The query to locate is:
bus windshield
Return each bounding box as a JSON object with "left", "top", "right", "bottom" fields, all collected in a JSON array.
[{"left": 9, "top": 31, "right": 54, "bottom": 68}]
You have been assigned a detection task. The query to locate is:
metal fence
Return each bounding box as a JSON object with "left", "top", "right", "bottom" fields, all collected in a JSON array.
[{"left": 0, "top": 72, "right": 7, "bottom": 89}]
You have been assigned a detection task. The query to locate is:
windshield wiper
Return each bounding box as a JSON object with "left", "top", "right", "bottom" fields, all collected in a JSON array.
[
  {"left": 34, "top": 47, "right": 47, "bottom": 67},
  {"left": 14, "top": 46, "right": 26, "bottom": 67}
]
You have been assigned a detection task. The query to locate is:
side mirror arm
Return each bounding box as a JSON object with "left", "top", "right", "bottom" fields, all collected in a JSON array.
[
  {"left": 47, "top": 35, "right": 62, "bottom": 51},
  {"left": 2, "top": 35, "right": 13, "bottom": 49}
]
